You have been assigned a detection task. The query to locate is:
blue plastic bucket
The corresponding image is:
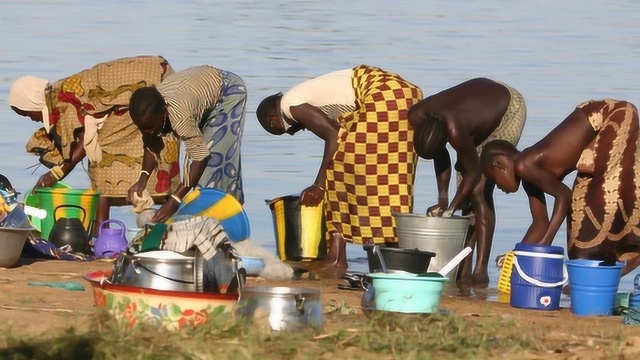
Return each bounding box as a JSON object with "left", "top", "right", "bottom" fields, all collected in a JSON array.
[
  {"left": 566, "top": 259, "right": 623, "bottom": 316},
  {"left": 168, "top": 188, "right": 250, "bottom": 243},
  {"left": 368, "top": 273, "right": 447, "bottom": 313},
  {"left": 510, "top": 243, "right": 567, "bottom": 310}
]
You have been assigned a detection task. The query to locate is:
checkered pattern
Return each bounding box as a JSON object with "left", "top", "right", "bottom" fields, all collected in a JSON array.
[{"left": 325, "top": 65, "right": 422, "bottom": 245}]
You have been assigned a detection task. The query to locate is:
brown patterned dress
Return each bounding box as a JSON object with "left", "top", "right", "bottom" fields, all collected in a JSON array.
[
  {"left": 27, "top": 56, "right": 181, "bottom": 198},
  {"left": 568, "top": 99, "right": 640, "bottom": 263}
]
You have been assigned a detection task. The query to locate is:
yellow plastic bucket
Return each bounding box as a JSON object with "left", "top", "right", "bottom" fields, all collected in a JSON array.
[
  {"left": 266, "top": 195, "right": 326, "bottom": 261},
  {"left": 24, "top": 182, "right": 100, "bottom": 240}
]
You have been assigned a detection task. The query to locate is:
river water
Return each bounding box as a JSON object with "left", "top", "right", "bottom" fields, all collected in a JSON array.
[{"left": 1, "top": 1, "right": 640, "bottom": 294}]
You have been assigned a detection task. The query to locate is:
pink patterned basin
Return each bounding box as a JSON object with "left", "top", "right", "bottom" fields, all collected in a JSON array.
[{"left": 83, "top": 270, "right": 238, "bottom": 330}]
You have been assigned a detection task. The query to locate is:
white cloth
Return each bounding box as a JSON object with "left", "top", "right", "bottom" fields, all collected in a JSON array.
[
  {"left": 280, "top": 68, "right": 354, "bottom": 130},
  {"left": 83, "top": 114, "right": 107, "bottom": 162},
  {"left": 8, "top": 75, "right": 51, "bottom": 131},
  {"left": 131, "top": 189, "right": 155, "bottom": 214}
]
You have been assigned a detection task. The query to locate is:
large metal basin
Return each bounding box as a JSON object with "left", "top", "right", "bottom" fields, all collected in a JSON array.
[{"left": 394, "top": 213, "right": 470, "bottom": 278}]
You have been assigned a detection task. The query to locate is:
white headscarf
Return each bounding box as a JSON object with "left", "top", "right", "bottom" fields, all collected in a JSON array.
[{"left": 8, "top": 75, "right": 51, "bottom": 131}]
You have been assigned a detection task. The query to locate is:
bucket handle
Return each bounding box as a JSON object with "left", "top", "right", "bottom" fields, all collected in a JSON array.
[
  {"left": 54, "top": 204, "right": 87, "bottom": 222},
  {"left": 513, "top": 256, "right": 568, "bottom": 288},
  {"left": 99, "top": 219, "right": 126, "bottom": 236}
]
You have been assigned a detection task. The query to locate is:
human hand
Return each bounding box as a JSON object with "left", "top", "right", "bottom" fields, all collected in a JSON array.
[
  {"left": 300, "top": 184, "right": 325, "bottom": 207},
  {"left": 151, "top": 198, "right": 181, "bottom": 223},
  {"left": 127, "top": 181, "right": 146, "bottom": 203},
  {"left": 426, "top": 204, "right": 444, "bottom": 217},
  {"left": 34, "top": 172, "right": 57, "bottom": 189}
]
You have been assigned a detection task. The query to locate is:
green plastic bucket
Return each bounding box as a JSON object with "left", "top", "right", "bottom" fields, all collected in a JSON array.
[
  {"left": 24, "top": 182, "right": 100, "bottom": 240},
  {"left": 368, "top": 273, "right": 448, "bottom": 313}
]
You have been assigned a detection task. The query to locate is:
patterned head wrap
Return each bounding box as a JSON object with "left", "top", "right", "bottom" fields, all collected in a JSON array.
[{"left": 8, "top": 75, "right": 51, "bottom": 131}]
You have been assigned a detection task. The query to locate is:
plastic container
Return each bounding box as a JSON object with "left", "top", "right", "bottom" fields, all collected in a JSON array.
[
  {"left": 368, "top": 272, "right": 448, "bottom": 313},
  {"left": 363, "top": 245, "right": 436, "bottom": 274},
  {"left": 394, "top": 213, "right": 469, "bottom": 277},
  {"left": 266, "top": 195, "right": 326, "bottom": 261},
  {"left": 510, "top": 243, "right": 566, "bottom": 310},
  {"left": 24, "top": 182, "right": 100, "bottom": 240},
  {"left": 0, "top": 227, "right": 33, "bottom": 268},
  {"left": 93, "top": 219, "right": 128, "bottom": 258},
  {"left": 497, "top": 251, "right": 515, "bottom": 294},
  {"left": 169, "top": 188, "right": 250, "bottom": 243},
  {"left": 566, "top": 259, "right": 623, "bottom": 316},
  {"left": 630, "top": 273, "right": 640, "bottom": 309}
]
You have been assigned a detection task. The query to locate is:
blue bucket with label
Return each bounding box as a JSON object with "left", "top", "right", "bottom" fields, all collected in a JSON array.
[
  {"left": 566, "top": 259, "right": 623, "bottom": 316},
  {"left": 510, "top": 243, "right": 567, "bottom": 310}
]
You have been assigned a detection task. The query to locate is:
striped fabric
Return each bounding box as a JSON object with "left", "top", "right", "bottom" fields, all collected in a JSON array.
[
  {"left": 156, "top": 66, "right": 245, "bottom": 204},
  {"left": 160, "top": 216, "right": 230, "bottom": 260},
  {"left": 158, "top": 66, "right": 223, "bottom": 162}
]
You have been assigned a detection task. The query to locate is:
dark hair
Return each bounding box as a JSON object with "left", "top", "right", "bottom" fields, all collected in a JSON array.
[
  {"left": 413, "top": 113, "right": 448, "bottom": 159},
  {"left": 129, "top": 86, "right": 165, "bottom": 127},
  {"left": 256, "top": 92, "right": 284, "bottom": 135},
  {"left": 479, "top": 139, "right": 519, "bottom": 170}
]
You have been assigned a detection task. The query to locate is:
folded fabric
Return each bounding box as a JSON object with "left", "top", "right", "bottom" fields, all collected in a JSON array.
[
  {"left": 140, "top": 216, "right": 230, "bottom": 260},
  {"left": 83, "top": 114, "right": 107, "bottom": 163}
]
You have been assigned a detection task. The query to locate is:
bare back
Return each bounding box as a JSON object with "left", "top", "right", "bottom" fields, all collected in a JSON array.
[
  {"left": 410, "top": 77, "right": 511, "bottom": 145},
  {"left": 518, "top": 107, "right": 596, "bottom": 180}
]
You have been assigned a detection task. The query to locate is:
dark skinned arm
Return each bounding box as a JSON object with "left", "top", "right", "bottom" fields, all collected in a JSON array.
[
  {"left": 427, "top": 147, "right": 451, "bottom": 216},
  {"left": 35, "top": 130, "right": 87, "bottom": 188},
  {"left": 289, "top": 103, "right": 339, "bottom": 207},
  {"left": 518, "top": 161, "right": 572, "bottom": 245},
  {"left": 152, "top": 154, "right": 210, "bottom": 223},
  {"left": 447, "top": 132, "right": 482, "bottom": 214},
  {"left": 520, "top": 180, "right": 551, "bottom": 244},
  {"left": 127, "top": 146, "right": 159, "bottom": 203}
]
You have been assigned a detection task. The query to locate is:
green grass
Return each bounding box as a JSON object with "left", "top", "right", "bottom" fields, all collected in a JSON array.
[{"left": 0, "top": 299, "right": 626, "bottom": 360}]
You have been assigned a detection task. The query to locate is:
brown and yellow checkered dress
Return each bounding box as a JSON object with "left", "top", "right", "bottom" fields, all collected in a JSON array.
[
  {"left": 569, "top": 99, "right": 640, "bottom": 263},
  {"left": 325, "top": 65, "right": 423, "bottom": 245}
]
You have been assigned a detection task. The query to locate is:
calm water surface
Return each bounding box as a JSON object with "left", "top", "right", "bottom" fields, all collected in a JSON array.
[{"left": 1, "top": 1, "right": 640, "bottom": 295}]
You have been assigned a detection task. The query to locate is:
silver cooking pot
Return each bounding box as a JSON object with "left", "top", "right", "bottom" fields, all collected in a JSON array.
[
  {"left": 236, "top": 286, "right": 324, "bottom": 331},
  {"left": 110, "top": 250, "right": 203, "bottom": 292}
]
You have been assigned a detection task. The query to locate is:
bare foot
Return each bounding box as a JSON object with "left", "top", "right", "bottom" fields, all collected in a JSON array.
[{"left": 471, "top": 272, "right": 490, "bottom": 286}]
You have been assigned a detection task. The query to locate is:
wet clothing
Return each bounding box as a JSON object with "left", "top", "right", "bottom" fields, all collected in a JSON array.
[
  {"left": 24, "top": 56, "right": 180, "bottom": 197},
  {"left": 145, "top": 66, "right": 246, "bottom": 204},
  {"left": 290, "top": 65, "right": 422, "bottom": 245},
  {"left": 569, "top": 99, "right": 640, "bottom": 263}
]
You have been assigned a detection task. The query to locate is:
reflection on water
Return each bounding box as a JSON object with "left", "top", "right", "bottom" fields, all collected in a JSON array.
[{"left": 1, "top": 1, "right": 640, "bottom": 293}]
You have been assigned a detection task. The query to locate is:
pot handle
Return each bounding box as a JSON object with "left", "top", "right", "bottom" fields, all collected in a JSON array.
[
  {"left": 99, "top": 219, "right": 126, "bottom": 236},
  {"left": 294, "top": 294, "right": 307, "bottom": 314},
  {"left": 130, "top": 258, "right": 142, "bottom": 275},
  {"left": 54, "top": 204, "right": 86, "bottom": 222}
]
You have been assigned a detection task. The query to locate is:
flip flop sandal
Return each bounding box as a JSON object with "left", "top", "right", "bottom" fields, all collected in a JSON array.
[{"left": 291, "top": 267, "right": 318, "bottom": 281}]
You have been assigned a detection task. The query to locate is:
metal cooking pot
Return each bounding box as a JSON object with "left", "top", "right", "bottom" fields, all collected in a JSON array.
[
  {"left": 236, "top": 286, "right": 324, "bottom": 331},
  {"left": 110, "top": 250, "right": 203, "bottom": 292}
]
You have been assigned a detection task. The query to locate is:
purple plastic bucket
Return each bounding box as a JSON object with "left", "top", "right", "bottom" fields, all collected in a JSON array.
[{"left": 510, "top": 243, "right": 566, "bottom": 311}]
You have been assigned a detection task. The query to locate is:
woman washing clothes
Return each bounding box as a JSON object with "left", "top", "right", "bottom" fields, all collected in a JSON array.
[
  {"left": 127, "top": 65, "right": 246, "bottom": 223},
  {"left": 8, "top": 56, "right": 180, "bottom": 237},
  {"left": 480, "top": 99, "right": 640, "bottom": 277},
  {"left": 256, "top": 65, "right": 422, "bottom": 275}
]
